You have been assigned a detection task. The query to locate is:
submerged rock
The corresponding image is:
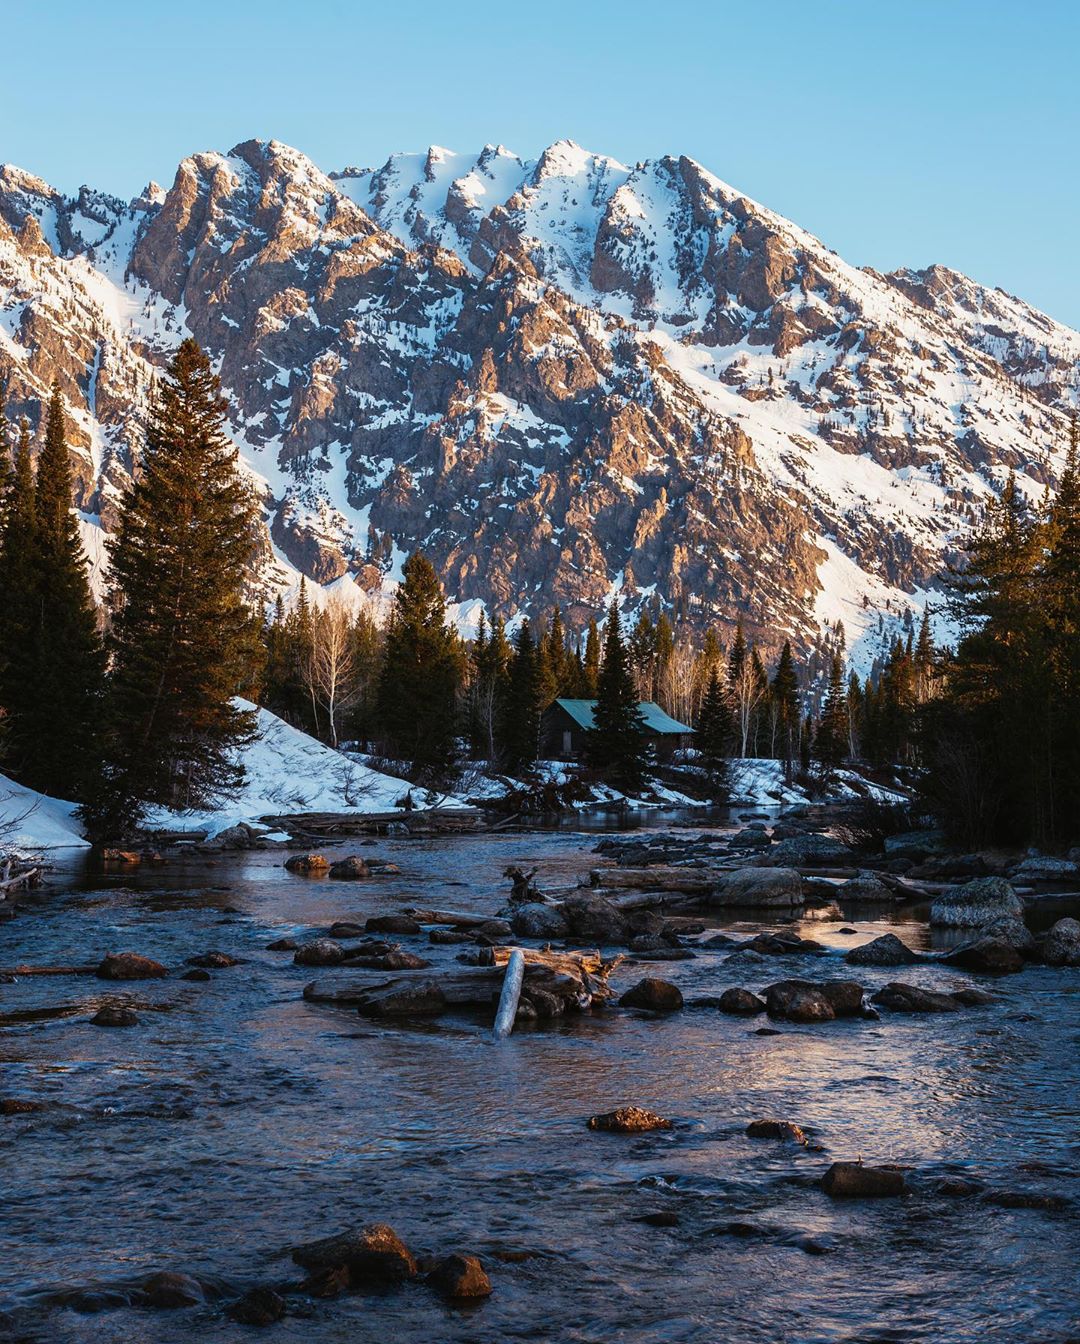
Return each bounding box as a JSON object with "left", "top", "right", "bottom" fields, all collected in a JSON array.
[
  {"left": 845, "top": 933, "right": 920, "bottom": 967},
  {"left": 186, "top": 951, "right": 241, "bottom": 968},
  {"left": 587, "top": 1106, "right": 672, "bottom": 1133},
  {"left": 293, "top": 939, "right": 346, "bottom": 967},
  {"left": 365, "top": 915, "right": 421, "bottom": 935},
  {"left": 822, "top": 1162, "right": 906, "bottom": 1198},
  {"left": 1, "top": 1098, "right": 47, "bottom": 1115},
  {"left": 96, "top": 952, "right": 167, "bottom": 981},
  {"left": 225, "top": 1286, "right": 287, "bottom": 1325},
  {"left": 91, "top": 1005, "right": 139, "bottom": 1027},
  {"left": 930, "top": 877, "right": 1023, "bottom": 928},
  {"left": 871, "top": 982, "right": 961, "bottom": 1013},
  {"left": 746, "top": 1119, "right": 808, "bottom": 1145},
  {"left": 140, "top": 1271, "right": 205, "bottom": 1308},
  {"left": 944, "top": 937, "right": 1025, "bottom": 974},
  {"left": 329, "top": 856, "right": 370, "bottom": 880},
  {"left": 619, "top": 978, "right": 683, "bottom": 1012},
  {"left": 426, "top": 1254, "right": 492, "bottom": 1301}
]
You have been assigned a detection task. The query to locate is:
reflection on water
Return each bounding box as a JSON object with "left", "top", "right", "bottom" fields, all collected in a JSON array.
[{"left": 1, "top": 822, "right": 1078, "bottom": 1343}]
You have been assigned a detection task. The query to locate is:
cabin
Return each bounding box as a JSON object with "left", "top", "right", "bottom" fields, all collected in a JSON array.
[{"left": 540, "top": 698, "right": 694, "bottom": 761}]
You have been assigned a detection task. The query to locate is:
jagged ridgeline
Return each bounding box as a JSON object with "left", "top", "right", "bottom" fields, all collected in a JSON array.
[{"left": 0, "top": 139, "right": 1077, "bottom": 658}]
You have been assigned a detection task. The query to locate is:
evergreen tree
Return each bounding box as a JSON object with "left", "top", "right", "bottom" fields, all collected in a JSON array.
[
  {"left": 376, "top": 551, "right": 462, "bottom": 779},
  {"left": 770, "top": 640, "right": 800, "bottom": 782},
  {"left": 86, "top": 340, "right": 261, "bottom": 835},
  {"left": 0, "top": 420, "right": 39, "bottom": 773},
  {"left": 585, "top": 603, "right": 647, "bottom": 789},
  {"left": 23, "top": 384, "right": 106, "bottom": 795},
  {"left": 582, "top": 617, "right": 601, "bottom": 696},
  {"left": 695, "top": 666, "right": 731, "bottom": 794},
  {"left": 813, "top": 652, "right": 848, "bottom": 776},
  {"left": 500, "top": 619, "right": 542, "bottom": 772}
]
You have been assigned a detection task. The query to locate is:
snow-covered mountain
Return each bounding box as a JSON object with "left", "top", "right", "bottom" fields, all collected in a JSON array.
[{"left": 1, "top": 138, "right": 1077, "bottom": 666}]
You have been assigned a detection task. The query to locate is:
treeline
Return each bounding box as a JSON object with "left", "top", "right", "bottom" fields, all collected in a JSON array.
[{"left": 921, "top": 431, "right": 1080, "bottom": 848}]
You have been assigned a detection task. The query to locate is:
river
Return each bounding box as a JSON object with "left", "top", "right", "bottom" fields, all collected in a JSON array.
[{"left": 1, "top": 816, "right": 1078, "bottom": 1343}]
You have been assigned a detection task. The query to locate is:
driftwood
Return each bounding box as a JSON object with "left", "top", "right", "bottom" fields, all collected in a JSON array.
[
  {"left": 304, "top": 966, "right": 506, "bottom": 1006},
  {"left": 402, "top": 907, "right": 500, "bottom": 929},
  {"left": 492, "top": 950, "right": 525, "bottom": 1040},
  {"left": 0, "top": 866, "right": 41, "bottom": 895},
  {"left": 0, "top": 964, "right": 97, "bottom": 977},
  {"left": 589, "top": 866, "right": 727, "bottom": 893}
]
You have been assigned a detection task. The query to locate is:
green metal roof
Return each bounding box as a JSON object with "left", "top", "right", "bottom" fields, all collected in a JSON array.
[{"left": 552, "top": 698, "right": 693, "bottom": 735}]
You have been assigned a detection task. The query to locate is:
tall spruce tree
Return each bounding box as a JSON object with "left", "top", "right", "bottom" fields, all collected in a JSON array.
[
  {"left": 87, "top": 340, "right": 260, "bottom": 835},
  {"left": 24, "top": 383, "right": 105, "bottom": 796},
  {"left": 0, "top": 419, "right": 38, "bottom": 773},
  {"left": 500, "top": 619, "right": 542, "bottom": 773},
  {"left": 376, "top": 552, "right": 462, "bottom": 780},
  {"left": 695, "top": 666, "right": 731, "bottom": 794},
  {"left": 814, "top": 652, "right": 849, "bottom": 776},
  {"left": 771, "top": 640, "right": 800, "bottom": 782},
  {"left": 585, "top": 603, "right": 647, "bottom": 790},
  {"left": 582, "top": 617, "right": 601, "bottom": 696}
]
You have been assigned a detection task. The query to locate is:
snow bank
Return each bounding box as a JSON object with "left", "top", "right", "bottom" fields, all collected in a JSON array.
[
  {"left": 142, "top": 700, "right": 448, "bottom": 837},
  {"left": 727, "top": 758, "right": 908, "bottom": 807},
  {"left": 0, "top": 773, "right": 89, "bottom": 851}
]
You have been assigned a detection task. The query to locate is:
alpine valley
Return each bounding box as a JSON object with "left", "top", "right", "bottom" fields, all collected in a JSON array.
[{"left": 1, "top": 137, "right": 1077, "bottom": 665}]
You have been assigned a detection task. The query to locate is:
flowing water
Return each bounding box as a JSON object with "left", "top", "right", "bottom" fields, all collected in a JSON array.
[{"left": 1, "top": 818, "right": 1079, "bottom": 1343}]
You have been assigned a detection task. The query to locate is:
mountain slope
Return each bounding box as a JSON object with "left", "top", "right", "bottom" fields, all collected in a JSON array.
[{"left": 1, "top": 138, "right": 1076, "bottom": 666}]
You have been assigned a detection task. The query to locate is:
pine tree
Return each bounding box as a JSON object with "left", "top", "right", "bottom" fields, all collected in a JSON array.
[
  {"left": 582, "top": 617, "right": 601, "bottom": 696},
  {"left": 814, "top": 652, "right": 848, "bottom": 776},
  {"left": 770, "top": 640, "right": 800, "bottom": 782},
  {"left": 585, "top": 603, "right": 647, "bottom": 789},
  {"left": 0, "top": 420, "right": 39, "bottom": 774},
  {"left": 500, "top": 619, "right": 542, "bottom": 773},
  {"left": 87, "top": 340, "right": 261, "bottom": 835},
  {"left": 21, "top": 384, "right": 106, "bottom": 795},
  {"left": 695, "top": 666, "right": 731, "bottom": 794},
  {"left": 376, "top": 551, "right": 462, "bottom": 780}
]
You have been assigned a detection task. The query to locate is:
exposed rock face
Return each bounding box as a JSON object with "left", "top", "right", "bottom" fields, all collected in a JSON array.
[{"left": 3, "top": 138, "right": 1078, "bottom": 657}]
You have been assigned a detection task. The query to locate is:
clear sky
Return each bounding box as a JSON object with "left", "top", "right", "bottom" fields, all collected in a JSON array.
[{"left": 3, "top": 0, "right": 1077, "bottom": 327}]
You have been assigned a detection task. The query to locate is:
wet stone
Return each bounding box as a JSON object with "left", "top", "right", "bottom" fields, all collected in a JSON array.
[
  {"left": 365, "top": 915, "right": 421, "bottom": 935},
  {"left": 284, "top": 854, "right": 330, "bottom": 875},
  {"left": 181, "top": 968, "right": 211, "bottom": 982},
  {"left": 746, "top": 1119, "right": 808, "bottom": 1145},
  {"left": 619, "top": 978, "right": 684, "bottom": 1012},
  {"left": 140, "top": 1271, "right": 205, "bottom": 1308},
  {"left": 225, "top": 1286, "right": 288, "bottom": 1326},
  {"left": 426, "top": 1253, "right": 492, "bottom": 1301},
  {"left": 717, "top": 987, "right": 767, "bottom": 1016},
  {"left": 588, "top": 1106, "right": 672, "bottom": 1133},
  {"left": 822, "top": 1162, "right": 907, "bottom": 1198},
  {"left": 91, "top": 1005, "right": 139, "bottom": 1028},
  {"left": 96, "top": 952, "right": 168, "bottom": 981}
]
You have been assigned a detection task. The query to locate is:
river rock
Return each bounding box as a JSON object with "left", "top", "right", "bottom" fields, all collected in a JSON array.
[
  {"left": 838, "top": 872, "right": 893, "bottom": 902},
  {"left": 284, "top": 854, "right": 330, "bottom": 875},
  {"left": 1010, "top": 856, "right": 1080, "bottom": 883},
  {"left": 140, "top": 1271, "right": 205, "bottom": 1308},
  {"left": 930, "top": 877, "right": 1023, "bottom": 928},
  {"left": 764, "top": 981, "right": 835, "bottom": 1023},
  {"left": 429, "top": 929, "right": 473, "bottom": 945},
  {"left": 587, "top": 1106, "right": 672, "bottom": 1132},
  {"left": 186, "top": 951, "right": 241, "bottom": 968},
  {"left": 1039, "top": 917, "right": 1080, "bottom": 966},
  {"left": 355, "top": 980, "right": 447, "bottom": 1017},
  {"left": 710, "top": 867, "right": 803, "bottom": 908},
  {"left": 347, "top": 949, "right": 431, "bottom": 971},
  {"left": 746, "top": 1119, "right": 808, "bottom": 1144},
  {"left": 511, "top": 902, "right": 570, "bottom": 940},
  {"left": 822, "top": 1163, "right": 907, "bottom": 1198},
  {"left": 366, "top": 860, "right": 401, "bottom": 875},
  {"left": 91, "top": 1005, "right": 139, "bottom": 1027},
  {"left": 620, "top": 977, "right": 683, "bottom": 1012},
  {"left": 292, "top": 1223, "right": 418, "bottom": 1288},
  {"left": 181, "top": 968, "right": 211, "bottom": 982},
  {"left": 845, "top": 933, "right": 920, "bottom": 967},
  {"left": 884, "top": 830, "right": 945, "bottom": 861},
  {"left": 746, "top": 932, "right": 825, "bottom": 956},
  {"left": 717, "top": 987, "right": 767, "bottom": 1016},
  {"left": 1, "top": 1098, "right": 46, "bottom": 1115},
  {"left": 943, "top": 936, "right": 1025, "bottom": 974},
  {"left": 267, "top": 937, "right": 297, "bottom": 951},
  {"left": 329, "top": 856, "right": 370, "bottom": 880},
  {"left": 365, "top": 915, "right": 421, "bottom": 935},
  {"left": 226, "top": 1286, "right": 287, "bottom": 1325},
  {"left": 293, "top": 939, "right": 346, "bottom": 967},
  {"left": 763, "top": 836, "right": 853, "bottom": 867},
  {"left": 560, "top": 893, "right": 629, "bottom": 943},
  {"left": 96, "top": 952, "right": 168, "bottom": 980},
  {"left": 871, "top": 982, "right": 961, "bottom": 1013},
  {"left": 426, "top": 1254, "right": 492, "bottom": 1300}
]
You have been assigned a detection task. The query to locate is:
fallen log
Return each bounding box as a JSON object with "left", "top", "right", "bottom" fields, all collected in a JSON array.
[
  {"left": 402, "top": 907, "right": 502, "bottom": 929},
  {"left": 492, "top": 950, "right": 525, "bottom": 1040},
  {"left": 487, "top": 945, "right": 606, "bottom": 976},
  {"left": 0, "top": 867, "right": 41, "bottom": 895},
  {"left": 589, "top": 866, "right": 724, "bottom": 892}
]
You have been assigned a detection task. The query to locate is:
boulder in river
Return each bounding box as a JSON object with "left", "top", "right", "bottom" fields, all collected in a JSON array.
[
  {"left": 293, "top": 939, "right": 346, "bottom": 967},
  {"left": 838, "top": 872, "right": 894, "bottom": 902},
  {"left": 560, "top": 893, "right": 629, "bottom": 943},
  {"left": 717, "top": 987, "right": 767, "bottom": 1016},
  {"left": 845, "top": 934, "right": 920, "bottom": 967},
  {"left": 943, "top": 936, "right": 1025, "bottom": 974},
  {"left": 328, "top": 856, "right": 370, "bottom": 880},
  {"left": 292, "top": 1223, "right": 418, "bottom": 1289},
  {"left": 139, "top": 1271, "right": 205, "bottom": 1308},
  {"left": 426, "top": 1254, "right": 492, "bottom": 1301},
  {"left": 762, "top": 836, "right": 854, "bottom": 867},
  {"left": 96, "top": 952, "right": 168, "bottom": 981},
  {"left": 746, "top": 1119, "right": 808, "bottom": 1144},
  {"left": 1039, "top": 917, "right": 1080, "bottom": 967},
  {"left": 822, "top": 1162, "right": 906, "bottom": 1198},
  {"left": 186, "top": 951, "right": 241, "bottom": 968},
  {"left": 587, "top": 1106, "right": 672, "bottom": 1133},
  {"left": 870, "top": 982, "right": 961, "bottom": 1013},
  {"left": 764, "top": 981, "right": 835, "bottom": 1023},
  {"left": 91, "top": 1005, "right": 139, "bottom": 1027},
  {"left": 930, "top": 877, "right": 1023, "bottom": 928},
  {"left": 511, "top": 902, "right": 570, "bottom": 940},
  {"left": 284, "top": 854, "right": 330, "bottom": 875},
  {"left": 365, "top": 915, "right": 421, "bottom": 935},
  {"left": 225, "top": 1286, "right": 287, "bottom": 1325},
  {"left": 710, "top": 867, "right": 803, "bottom": 908},
  {"left": 1010, "top": 856, "right": 1080, "bottom": 883},
  {"left": 620, "top": 977, "right": 684, "bottom": 1012}
]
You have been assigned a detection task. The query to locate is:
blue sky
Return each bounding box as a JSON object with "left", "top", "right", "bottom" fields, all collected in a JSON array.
[{"left": 4, "top": 0, "right": 1077, "bottom": 326}]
